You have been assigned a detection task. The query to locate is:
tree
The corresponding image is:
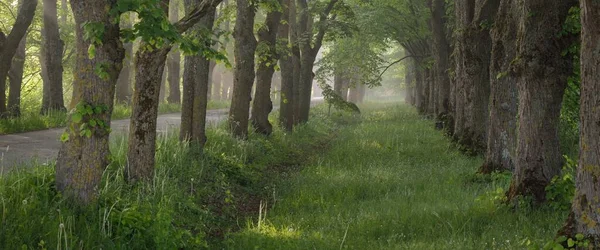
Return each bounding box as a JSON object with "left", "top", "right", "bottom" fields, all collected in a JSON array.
[
  {"left": 452, "top": 0, "right": 499, "bottom": 154},
  {"left": 429, "top": 0, "right": 451, "bottom": 126},
  {"left": 251, "top": 0, "right": 283, "bottom": 135},
  {"left": 7, "top": 36, "right": 26, "bottom": 117},
  {"left": 560, "top": 0, "right": 600, "bottom": 244},
  {"left": 0, "top": 0, "right": 37, "bottom": 117},
  {"left": 278, "top": 0, "right": 294, "bottom": 131},
  {"left": 506, "top": 0, "right": 578, "bottom": 203},
  {"left": 41, "top": 0, "right": 66, "bottom": 114},
  {"left": 55, "top": 0, "right": 125, "bottom": 203},
  {"left": 127, "top": 0, "right": 222, "bottom": 182},
  {"left": 296, "top": 0, "right": 338, "bottom": 124},
  {"left": 228, "top": 0, "right": 257, "bottom": 139},
  {"left": 167, "top": 0, "right": 182, "bottom": 104},
  {"left": 180, "top": 0, "right": 217, "bottom": 146},
  {"left": 115, "top": 14, "right": 134, "bottom": 104},
  {"left": 479, "top": 0, "right": 517, "bottom": 174}
]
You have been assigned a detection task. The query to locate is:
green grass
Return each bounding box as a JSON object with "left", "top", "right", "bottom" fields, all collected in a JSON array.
[
  {"left": 0, "top": 100, "right": 230, "bottom": 135},
  {"left": 0, "top": 105, "right": 338, "bottom": 249},
  {"left": 226, "top": 103, "right": 568, "bottom": 249}
]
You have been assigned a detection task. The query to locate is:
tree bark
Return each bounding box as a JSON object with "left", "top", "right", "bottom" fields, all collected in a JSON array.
[
  {"left": 228, "top": 0, "right": 257, "bottom": 139},
  {"left": 40, "top": 0, "right": 66, "bottom": 114},
  {"left": 115, "top": 15, "right": 133, "bottom": 104},
  {"left": 430, "top": 0, "right": 452, "bottom": 125},
  {"left": 506, "top": 0, "right": 577, "bottom": 204},
  {"left": 0, "top": 0, "right": 37, "bottom": 116},
  {"left": 278, "top": 0, "right": 294, "bottom": 132},
  {"left": 479, "top": 0, "right": 517, "bottom": 174},
  {"left": 251, "top": 1, "right": 283, "bottom": 135},
  {"left": 560, "top": 0, "right": 600, "bottom": 244},
  {"left": 289, "top": 0, "right": 301, "bottom": 124},
  {"left": 167, "top": 0, "right": 182, "bottom": 104},
  {"left": 127, "top": 0, "right": 222, "bottom": 182},
  {"left": 405, "top": 58, "right": 415, "bottom": 105},
  {"left": 7, "top": 36, "right": 26, "bottom": 117},
  {"left": 180, "top": 3, "right": 216, "bottom": 146},
  {"left": 452, "top": 0, "right": 499, "bottom": 154},
  {"left": 56, "top": 0, "right": 124, "bottom": 204}
]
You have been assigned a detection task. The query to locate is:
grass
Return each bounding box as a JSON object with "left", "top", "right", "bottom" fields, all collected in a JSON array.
[
  {"left": 0, "top": 101, "right": 571, "bottom": 249},
  {"left": 0, "top": 104, "right": 339, "bottom": 249},
  {"left": 225, "top": 103, "right": 568, "bottom": 249},
  {"left": 0, "top": 100, "right": 230, "bottom": 135}
]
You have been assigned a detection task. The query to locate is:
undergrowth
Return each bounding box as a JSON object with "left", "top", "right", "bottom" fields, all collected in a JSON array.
[{"left": 0, "top": 104, "right": 343, "bottom": 249}]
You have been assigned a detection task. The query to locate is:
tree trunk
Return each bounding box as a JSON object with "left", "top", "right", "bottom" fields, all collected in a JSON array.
[
  {"left": 7, "top": 36, "right": 26, "bottom": 117},
  {"left": 127, "top": 0, "right": 222, "bottom": 182},
  {"left": 506, "top": 0, "right": 577, "bottom": 204},
  {"left": 479, "top": 0, "right": 518, "bottom": 174},
  {"left": 228, "top": 0, "right": 257, "bottom": 139},
  {"left": 180, "top": 4, "right": 216, "bottom": 146},
  {"left": 251, "top": 1, "right": 282, "bottom": 135},
  {"left": 452, "top": 0, "right": 499, "bottom": 154},
  {"left": 167, "top": 0, "right": 181, "bottom": 104},
  {"left": 426, "top": 67, "right": 435, "bottom": 115},
  {"left": 0, "top": 0, "right": 37, "bottom": 116},
  {"left": 56, "top": 0, "right": 124, "bottom": 204},
  {"left": 115, "top": 15, "right": 133, "bottom": 104},
  {"left": 405, "top": 59, "right": 415, "bottom": 105},
  {"left": 289, "top": 0, "right": 301, "bottom": 124},
  {"left": 560, "top": 0, "right": 600, "bottom": 243},
  {"left": 212, "top": 65, "right": 222, "bottom": 100},
  {"left": 414, "top": 62, "right": 425, "bottom": 112},
  {"left": 278, "top": 0, "right": 294, "bottom": 132},
  {"left": 41, "top": 0, "right": 66, "bottom": 114},
  {"left": 430, "top": 0, "right": 452, "bottom": 125}
]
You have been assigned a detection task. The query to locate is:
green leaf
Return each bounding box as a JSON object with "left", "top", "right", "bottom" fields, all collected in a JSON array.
[
  {"left": 85, "top": 129, "right": 92, "bottom": 138},
  {"left": 60, "top": 132, "right": 70, "bottom": 142},
  {"left": 567, "top": 238, "right": 574, "bottom": 247},
  {"left": 552, "top": 244, "right": 564, "bottom": 250},
  {"left": 556, "top": 236, "right": 568, "bottom": 243},
  {"left": 72, "top": 113, "right": 83, "bottom": 123},
  {"left": 88, "top": 44, "right": 96, "bottom": 59},
  {"left": 89, "top": 119, "right": 97, "bottom": 127},
  {"left": 575, "top": 234, "right": 584, "bottom": 241}
]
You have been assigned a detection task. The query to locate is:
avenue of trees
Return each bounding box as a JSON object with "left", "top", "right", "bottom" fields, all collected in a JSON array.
[{"left": 1, "top": 0, "right": 600, "bottom": 246}]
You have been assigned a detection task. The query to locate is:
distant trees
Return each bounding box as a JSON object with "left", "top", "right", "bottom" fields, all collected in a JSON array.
[
  {"left": 41, "top": 0, "right": 66, "bottom": 114},
  {"left": 0, "top": 0, "right": 37, "bottom": 117}
]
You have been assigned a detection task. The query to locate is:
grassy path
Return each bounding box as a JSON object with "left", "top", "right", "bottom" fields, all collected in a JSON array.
[{"left": 226, "top": 103, "right": 566, "bottom": 249}]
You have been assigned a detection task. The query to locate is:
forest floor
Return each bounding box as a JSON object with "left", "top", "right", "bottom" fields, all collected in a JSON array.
[{"left": 224, "top": 102, "right": 568, "bottom": 249}]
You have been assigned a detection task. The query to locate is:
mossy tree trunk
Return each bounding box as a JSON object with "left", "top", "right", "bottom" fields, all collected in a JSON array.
[
  {"left": 228, "top": 0, "right": 257, "bottom": 139},
  {"left": 560, "top": 0, "right": 600, "bottom": 244},
  {"left": 56, "top": 0, "right": 124, "bottom": 204},
  {"left": 452, "top": 0, "right": 499, "bottom": 154},
  {"left": 250, "top": 0, "right": 283, "bottom": 135},
  {"left": 506, "top": 0, "right": 577, "bottom": 204},
  {"left": 479, "top": 0, "right": 517, "bottom": 174},
  {"left": 127, "top": 0, "right": 223, "bottom": 182},
  {"left": 0, "top": 0, "right": 37, "bottom": 116},
  {"left": 41, "top": 0, "right": 66, "bottom": 114}
]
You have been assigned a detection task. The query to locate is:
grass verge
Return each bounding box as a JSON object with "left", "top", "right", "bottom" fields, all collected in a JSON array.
[
  {"left": 0, "top": 104, "right": 342, "bottom": 249},
  {"left": 225, "top": 103, "right": 568, "bottom": 249}
]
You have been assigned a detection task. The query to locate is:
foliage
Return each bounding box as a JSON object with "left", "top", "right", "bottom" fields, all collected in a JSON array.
[
  {"left": 545, "top": 156, "right": 576, "bottom": 211},
  {"left": 0, "top": 105, "right": 338, "bottom": 249}
]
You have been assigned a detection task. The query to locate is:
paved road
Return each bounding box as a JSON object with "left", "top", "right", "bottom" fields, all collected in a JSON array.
[{"left": 0, "top": 109, "right": 229, "bottom": 172}]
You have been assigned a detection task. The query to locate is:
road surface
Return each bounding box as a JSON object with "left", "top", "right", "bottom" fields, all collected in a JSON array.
[{"left": 0, "top": 109, "right": 228, "bottom": 172}]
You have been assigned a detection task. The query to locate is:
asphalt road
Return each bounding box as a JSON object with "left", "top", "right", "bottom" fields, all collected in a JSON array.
[{"left": 0, "top": 109, "right": 229, "bottom": 172}]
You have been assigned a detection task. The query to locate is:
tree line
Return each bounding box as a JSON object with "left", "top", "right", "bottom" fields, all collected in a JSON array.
[{"left": 401, "top": 0, "right": 600, "bottom": 244}]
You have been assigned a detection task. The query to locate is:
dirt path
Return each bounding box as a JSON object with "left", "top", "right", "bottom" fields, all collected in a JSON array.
[{"left": 0, "top": 109, "right": 229, "bottom": 172}]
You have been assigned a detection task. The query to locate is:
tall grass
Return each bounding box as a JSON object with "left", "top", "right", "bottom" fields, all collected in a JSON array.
[
  {"left": 226, "top": 103, "right": 567, "bottom": 250},
  {"left": 0, "top": 106, "right": 339, "bottom": 249}
]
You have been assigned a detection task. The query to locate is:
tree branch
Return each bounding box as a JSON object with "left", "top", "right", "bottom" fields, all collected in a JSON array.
[
  {"left": 175, "top": 0, "right": 223, "bottom": 34},
  {"left": 311, "top": 0, "right": 339, "bottom": 55}
]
